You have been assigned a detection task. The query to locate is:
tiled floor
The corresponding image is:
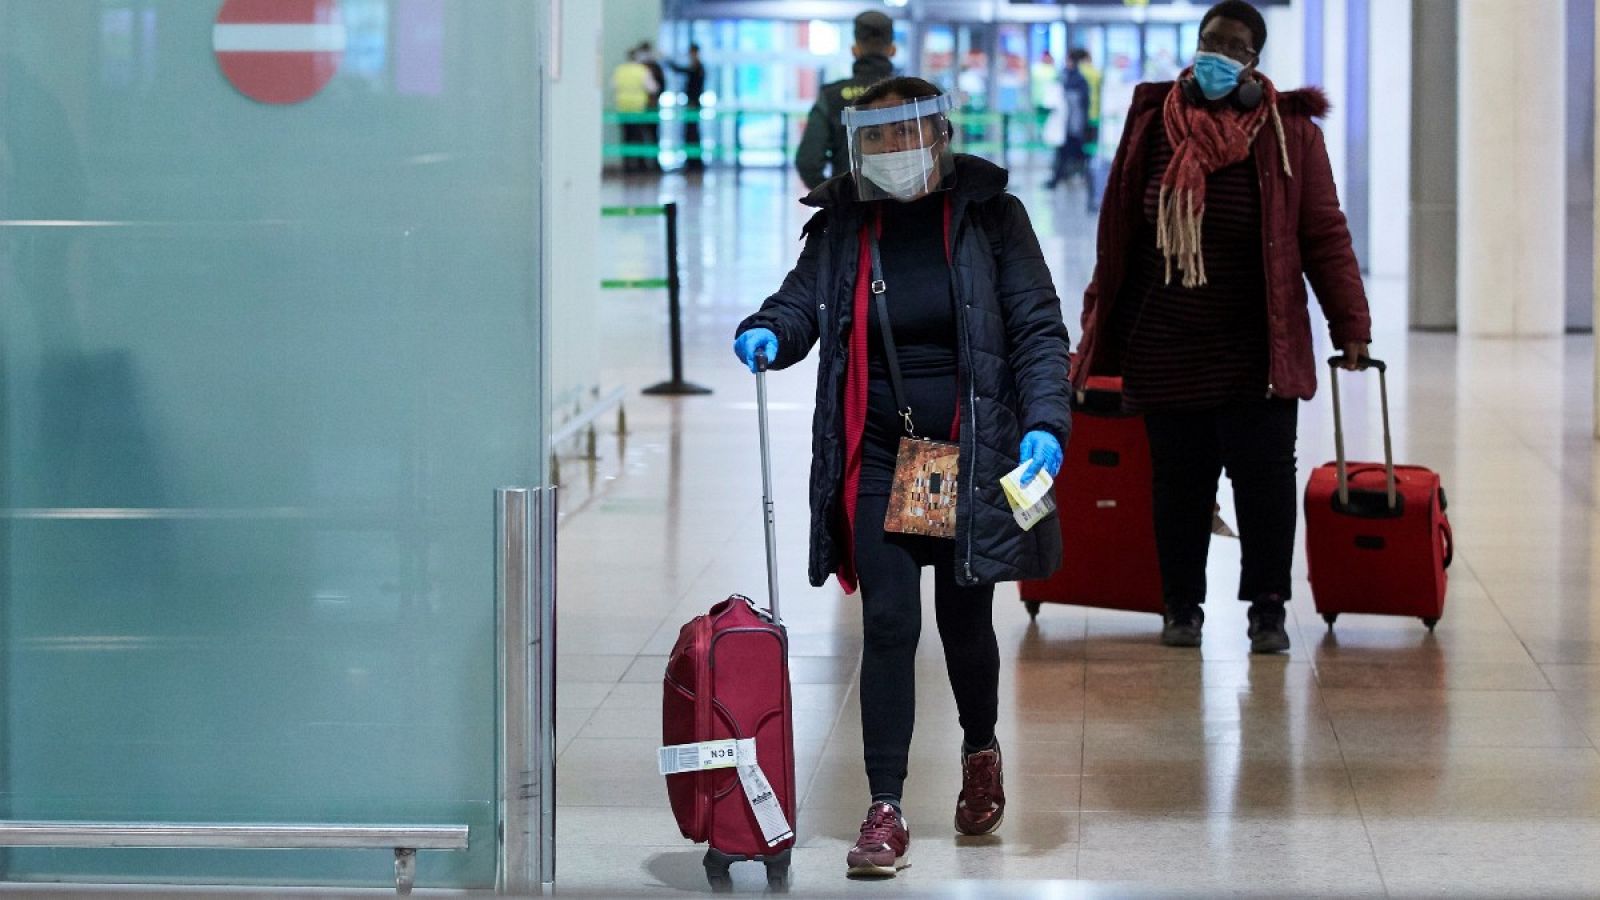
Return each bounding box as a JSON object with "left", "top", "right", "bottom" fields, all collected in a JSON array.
[{"left": 552, "top": 162, "right": 1600, "bottom": 897}]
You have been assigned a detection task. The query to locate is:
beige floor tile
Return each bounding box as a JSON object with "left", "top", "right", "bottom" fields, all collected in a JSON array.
[
  {"left": 1078, "top": 811, "right": 1370, "bottom": 851},
  {"left": 1080, "top": 758, "right": 1360, "bottom": 816},
  {"left": 1377, "top": 852, "right": 1600, "bottom": 898},
  {"left": 1542, "top": 663, "right": 1600, "bottom": 692},
  {"left": 1312, "top": 659, "right": 1553, "bottom": 691},
  {"left": 1346, "top": 746, "right": 1600, "bottom": 817},
  {"left": 1084, "top": 659, "right": 1320, "bottom": 691},
  {"left": 557, "top": 737, "right": 670, "bottom": 807},
  {"left": 557, "top": 680, "right": 618, "bottom": 710},
  {"left": 1078, "top": 844, "right": 1384, "bottom": 896},
  {"left": 1082, "top": 714, "right": 1341, "bottom": 753},
  {"left": 1362, "top": 816, "right": 1600, "bottom": 857},
  {"left": 558, "top": 804, "right": 688, "bottom": 848},
  {"left": 1081, "top": 735, "right": 1345, "bottom": 773},
  {"left": 1321, "top": 687, "right": 1592, "bottom": 750},
  {"left": 558, "top": 653, "right": 636, "bottom": 684}
]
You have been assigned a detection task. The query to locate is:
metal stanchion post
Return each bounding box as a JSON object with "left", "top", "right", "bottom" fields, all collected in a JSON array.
[{"left": 643, "top": 202, "right": 712, "bottom": 396}]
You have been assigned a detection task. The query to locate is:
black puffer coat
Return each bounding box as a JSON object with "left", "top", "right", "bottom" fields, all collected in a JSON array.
[{"left": 737, "top": 155, "right": 1072, "bottom": 588}]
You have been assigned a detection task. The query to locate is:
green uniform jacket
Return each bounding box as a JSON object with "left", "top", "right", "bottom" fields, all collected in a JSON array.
[{"left": 794, "top": 54, "right": 896, "bottom": 190}]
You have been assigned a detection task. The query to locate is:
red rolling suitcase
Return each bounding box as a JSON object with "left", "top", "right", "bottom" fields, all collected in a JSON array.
[
  {"left": 1020, "top": 375, "right": 1165, "bottom": 618},
  {"left": 661, "top": 353, "right": 796, "bottom": 890},
  {"left": 1304, "top": 357, "right": 1453, "bottom": 631}
]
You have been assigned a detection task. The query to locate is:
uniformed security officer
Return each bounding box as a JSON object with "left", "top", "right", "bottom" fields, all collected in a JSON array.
[{"left": 794, "top": 11, "right": 897, "bottom": 190}]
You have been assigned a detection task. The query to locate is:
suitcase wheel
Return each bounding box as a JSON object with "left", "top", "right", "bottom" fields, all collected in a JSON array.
[
  {"left": 1322, "top": 613, "right": 1339, "bottom": 630},
  {"left": 766, "top": 849, "right": 792, "bottom": 891},
  {"left": 1025, "top": 601, "right": 1042, "bottom": 620},
  {"left": 703, "top": 849, "right": 734, "bottom": 892},
  {"left": 1422, "top": 617, "right": 1439, "bottom": 632}
]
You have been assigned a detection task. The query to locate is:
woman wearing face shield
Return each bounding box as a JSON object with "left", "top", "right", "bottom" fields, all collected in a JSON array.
[
  {"left": 732, "top": 78, "right": 1072, "bottom": 877},
  {"left": 1075, "top": 0, "right": 1372, "bottom": 654}
]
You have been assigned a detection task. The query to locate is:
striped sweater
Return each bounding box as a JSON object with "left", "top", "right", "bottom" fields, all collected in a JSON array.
[{"left": 1111, "top": 121, "right": 1270, "bottom": 412}]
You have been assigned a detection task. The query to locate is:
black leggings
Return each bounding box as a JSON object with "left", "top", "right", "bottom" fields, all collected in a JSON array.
[
  {"left": 853, "top": 491, "right": 999, "bottom": 800},
  {"left": 1143, "top": 399, "right": 1299, "bottom": 608}
]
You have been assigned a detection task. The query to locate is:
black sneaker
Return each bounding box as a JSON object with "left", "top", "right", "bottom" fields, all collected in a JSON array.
[
  {"left": 1247, "top": 597, "right": 1291, "bottom": 654},
  {"left": 1161, "top": 604, "right": 1204, "bottom": 647}
]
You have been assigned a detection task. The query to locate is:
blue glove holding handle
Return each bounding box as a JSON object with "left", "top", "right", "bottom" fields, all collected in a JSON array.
[
  {"left": 1019, "top": 430, "right": 1063, "bottom": 487},
  {"left": 733, "top": 328, "right": 779, "bottom": 374}
]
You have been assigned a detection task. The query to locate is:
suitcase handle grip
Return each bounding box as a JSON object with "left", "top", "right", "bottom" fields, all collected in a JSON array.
[
  {"left": 1328, "top": 354, "right": 1386, "bottom": 373},
  {"left": 1327, "top": 356, "right": 1396, "bottom": 512},
  {"left": 1439, "top": 516, "right": 1454, "bottom": 570}
]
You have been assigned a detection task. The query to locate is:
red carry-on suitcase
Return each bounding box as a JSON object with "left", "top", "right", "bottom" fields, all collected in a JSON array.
[
  {"left": 1305, "top": 357, "right": 1453, "bottom": 631},
  {"left": 1020, "top": 375, "right": 1164, "bottom": 618},
  {"left": 661, "top": 352, "right": 796, "bottom": 890}
]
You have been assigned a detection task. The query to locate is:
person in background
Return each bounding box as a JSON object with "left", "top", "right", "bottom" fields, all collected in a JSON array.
[
  {"left": 735, "top": 78, "right": 1071, "bottom": 878},
  {"left": 1030, "top": 49, "right": 1057, "bottom": 119},
  {"left": 638, "top": 42, "right": 666, "bottom": 173},
  {"left": 1074, "top": 0, "right": 1372, "bottom": 654},
  {"left": 668, "top": 43, "right": 707, "bottom": 172},
  {"left": 611, "top": 48, "right": 657, "bottom": 174},
  {"left": 795, "top": 11, "right": 897, "bottom": 190},
  {"left": 1044, "top": 49, "right": 1090, "bottom": 190},
  {"left": 1075, "top": 48, "right": 1104, "bottom": 210},
  {"left": 1076, "top": 48, "right": 1102, "bottom": 146}
]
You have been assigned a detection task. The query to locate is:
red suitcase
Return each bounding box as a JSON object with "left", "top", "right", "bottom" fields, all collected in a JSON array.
[
  {"left": 1020, "top": 375, "right": 1164, "bottom": 617},
  {"left": 662, "top": 353, "right": 796, "bottom": 890},
  {"left": 1305, "top": 357, "right": 1453, "bottom": 631}
]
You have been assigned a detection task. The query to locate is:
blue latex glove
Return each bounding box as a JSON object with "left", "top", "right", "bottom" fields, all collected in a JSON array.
[
  {"left": 733, "top": 328, "right": 779, "bottom": 374},
  {"left": 1019, "top": 430, "right": 1063, "bottom": 487}
]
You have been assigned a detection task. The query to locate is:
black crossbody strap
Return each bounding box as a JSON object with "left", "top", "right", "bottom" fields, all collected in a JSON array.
[{"left": 867, "top": 219, "right": 917, "bottom": 437}]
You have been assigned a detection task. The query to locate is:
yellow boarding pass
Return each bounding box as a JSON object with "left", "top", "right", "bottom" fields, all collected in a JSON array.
[{"left": 999, "top": 464, "right": 1057, "bottom": 531}]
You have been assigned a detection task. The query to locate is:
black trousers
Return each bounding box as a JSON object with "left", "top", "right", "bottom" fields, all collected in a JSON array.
[
  {"left": 854, "top": 491, "right": 998, "bottom": 800},
  {"left": 1143, "top": 399, "right": 1298, "bottom": 608}
]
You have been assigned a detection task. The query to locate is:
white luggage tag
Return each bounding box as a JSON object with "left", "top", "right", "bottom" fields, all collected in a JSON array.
[{"left": 656, "top": 737, "right": 794, "bottom": 846}]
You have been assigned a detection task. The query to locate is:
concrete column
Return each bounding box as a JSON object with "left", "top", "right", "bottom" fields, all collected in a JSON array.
[
  {"left": 1458, "top": 0, "right": 1567, "bottom": 337},
  {"left": 1368, "top": 0, "right": 1411, "bottom": 280},
  {"left": 1594, "top": 0, "right": 1600, "bottom": 436},
  {"left": 1570, "top": 0, "right": 1596, "bottom": 331},
  {"left": 1409, "top": 0, "right": 1456, "bottom": 330}
]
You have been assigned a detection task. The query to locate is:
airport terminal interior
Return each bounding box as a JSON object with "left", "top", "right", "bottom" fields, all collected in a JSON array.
[{"left": 3, "top": 0, "right": 1600, "bottom": 897}]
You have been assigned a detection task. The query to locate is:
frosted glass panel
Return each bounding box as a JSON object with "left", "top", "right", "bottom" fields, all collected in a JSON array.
[{"left": 0, "top": 0, "right": 542, "bottom": 889}]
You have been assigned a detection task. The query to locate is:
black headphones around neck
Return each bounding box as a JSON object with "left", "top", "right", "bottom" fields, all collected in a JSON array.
[{"left": 1180, "top": 74, "right": 1263, "bottom": 110}]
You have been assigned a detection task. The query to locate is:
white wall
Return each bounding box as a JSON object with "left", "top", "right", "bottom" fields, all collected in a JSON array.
[
  {"left": 1458, "top": 0, "right": 1567, "bottom": 337},
  {"left": 545, "top": 0, "right": 604, "bottom": 419},
  {"left": 1367, "top": 0, "right": 1412, "bottom": 279},
  {"left": 1262, "top": 2, "right": 1306, "bottom": 89},
  {"left": 1320, "top": 0, "right": 1349, "bottom": 198}
]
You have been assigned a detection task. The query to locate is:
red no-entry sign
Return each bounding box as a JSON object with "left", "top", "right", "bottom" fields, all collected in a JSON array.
[{"left": 213, "top": 0, "right": 345, "bottom": 105}]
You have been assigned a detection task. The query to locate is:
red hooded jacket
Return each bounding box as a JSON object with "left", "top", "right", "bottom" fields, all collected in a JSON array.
[{"left": 1072, "top": 83, "right": 1371, "bottom": 400}]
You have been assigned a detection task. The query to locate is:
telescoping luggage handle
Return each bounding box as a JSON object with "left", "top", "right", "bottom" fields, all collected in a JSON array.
[
  {"left": 754, "top": 350, "right": 781, "bottom": 620},
  {"left": 1327, "top": 355, "right": 1397, "bottom": 511}
]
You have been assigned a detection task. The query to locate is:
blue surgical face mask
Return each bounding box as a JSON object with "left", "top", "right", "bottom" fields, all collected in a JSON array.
[{"left": 1193, "top": 51, "right": 1246, "bottom": 101}]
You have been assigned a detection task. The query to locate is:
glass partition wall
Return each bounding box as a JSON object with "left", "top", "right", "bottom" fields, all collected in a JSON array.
[{"left": 0, "top": 0, "right": 547, "bottom": 890}]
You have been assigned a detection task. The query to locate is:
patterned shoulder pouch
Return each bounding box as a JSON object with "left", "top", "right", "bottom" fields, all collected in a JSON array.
[{"left": 868, "top": 224, "right": 960, "bottom": 539}]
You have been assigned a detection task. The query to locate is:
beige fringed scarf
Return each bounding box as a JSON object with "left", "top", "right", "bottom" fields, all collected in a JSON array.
[{"left": 1157, "top": 71, "right": 1294, "bottom": 288}]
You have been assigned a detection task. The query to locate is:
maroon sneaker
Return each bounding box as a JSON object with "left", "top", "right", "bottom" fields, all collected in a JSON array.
[
  {"left": 954, "top": 742, "right": 1006, "bottom": 835},
  {"left": 845, "top": 802, "right": 910, "bottom": 877}
]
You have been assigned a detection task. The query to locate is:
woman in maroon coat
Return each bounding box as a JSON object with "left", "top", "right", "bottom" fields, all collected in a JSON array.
[{"left": 1073, "top": 0, "right": 1372, "bottom": 653}]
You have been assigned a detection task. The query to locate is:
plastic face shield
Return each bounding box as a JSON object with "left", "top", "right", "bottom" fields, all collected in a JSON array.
[{"left": 842, "top": 94, "right": 956, "bottom": 203}]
